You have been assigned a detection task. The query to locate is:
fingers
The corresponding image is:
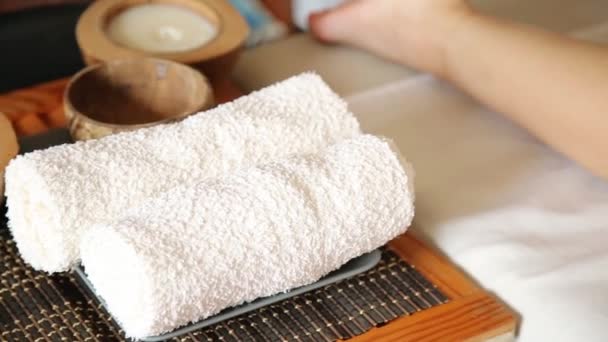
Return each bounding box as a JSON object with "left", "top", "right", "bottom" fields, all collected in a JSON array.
[{"left": 309, "top": 0, "right": 365, "bottom": 44}]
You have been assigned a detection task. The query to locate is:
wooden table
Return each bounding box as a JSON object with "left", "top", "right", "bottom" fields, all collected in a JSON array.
[{"left": 0, "top": 79, "right": 517, "bottom": 341}]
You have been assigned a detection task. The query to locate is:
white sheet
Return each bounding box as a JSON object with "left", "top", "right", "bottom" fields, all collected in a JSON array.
[{"left": 347, "top": 73, "right": 608, "bottom": 341}]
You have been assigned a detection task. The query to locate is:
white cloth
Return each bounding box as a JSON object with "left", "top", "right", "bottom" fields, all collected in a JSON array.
[
  {"left": 79, "top": 135, "right": 415, "bottom": 339},
  {"left": 347, "top": 74, "right": 608, "bottom": 342},
  {"left": 5, "top": 73, "right": 360, "bottom": 273}
]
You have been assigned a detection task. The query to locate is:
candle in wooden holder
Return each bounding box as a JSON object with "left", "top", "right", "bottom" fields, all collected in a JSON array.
[
  {"left": 76, "top": 0, "right": 249, "bottom": 81},
  {"left": 107, "top": 4, "right": 218, "bottom": 53}
]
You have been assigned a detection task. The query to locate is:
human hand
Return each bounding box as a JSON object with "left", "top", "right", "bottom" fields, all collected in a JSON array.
[{"left": 309, "top": 0, "right": 472, "bottom": 76}]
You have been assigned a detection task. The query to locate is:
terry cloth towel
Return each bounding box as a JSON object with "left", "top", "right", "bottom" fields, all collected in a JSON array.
[
  {"left": 5, "top": 73, "right": 360, "bottom": 273},
  {"left": 79, "top": 134, "right": 415, "bottom": 339}
]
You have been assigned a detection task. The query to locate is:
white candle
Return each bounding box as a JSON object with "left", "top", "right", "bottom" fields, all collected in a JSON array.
[{"left": 107, "top": 4, "right": 218, "bottom": 53}]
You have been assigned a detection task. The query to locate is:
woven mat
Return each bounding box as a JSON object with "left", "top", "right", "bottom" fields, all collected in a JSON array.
[{"left": 0, "top": 219, "right": 448, "bottom": 341}]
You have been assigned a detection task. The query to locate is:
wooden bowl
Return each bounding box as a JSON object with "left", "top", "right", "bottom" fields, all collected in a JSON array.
[
  {"left": 64, "top": 58, "right": 213, "bottom": 141},
  {"left": 76, "top": 0, "right": 249, "bottom": 81}
]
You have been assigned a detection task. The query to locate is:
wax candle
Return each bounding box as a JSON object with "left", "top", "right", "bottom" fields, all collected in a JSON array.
[{"left": 107, "top": 4, "right": 218, "bottom": 53}]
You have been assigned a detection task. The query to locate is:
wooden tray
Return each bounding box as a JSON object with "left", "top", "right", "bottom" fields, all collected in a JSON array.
[{"left": 2, "top": 77, "right": 517, "bottom": 341}]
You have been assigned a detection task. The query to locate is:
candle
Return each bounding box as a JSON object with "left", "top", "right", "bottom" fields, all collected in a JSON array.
[{"left": 106, "top": 4, "right": 218, "bottom": 53}]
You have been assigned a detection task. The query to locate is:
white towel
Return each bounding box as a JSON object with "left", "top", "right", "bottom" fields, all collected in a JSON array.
[
  {"left": 79, "top": 134, "right": 415, "bottom": 338},
  {"left": 5, "top": 73, "right": 360, "bottom": 273}
]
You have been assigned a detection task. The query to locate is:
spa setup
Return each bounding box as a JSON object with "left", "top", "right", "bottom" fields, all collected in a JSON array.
[
  {"left": 23, "top": 0, "right": 608, "bottom": 341},
  {"left": 0, "top": 1, "right": 454, "bottom": 340}
]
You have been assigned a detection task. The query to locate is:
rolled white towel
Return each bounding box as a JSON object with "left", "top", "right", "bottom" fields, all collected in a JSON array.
[
  {"left": 80, "top": 134, "right": 415, "bottom": 339},
  {"left": 5, "top": 73, "right": 360, "bottom": 273}
]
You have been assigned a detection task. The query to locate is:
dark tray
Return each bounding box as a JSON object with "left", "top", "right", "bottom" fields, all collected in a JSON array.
[{"left": 76, "top": 251, "right": 381, "bottom": 341}]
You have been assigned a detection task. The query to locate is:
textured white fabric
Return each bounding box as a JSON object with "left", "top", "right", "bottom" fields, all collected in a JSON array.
[
  {"left": 347, "top": 74, "right": 608, "bottom": 342},
  {"left": 79, "top": 134, "right": 415, "bottom": 338},
  {"left": 5, "top": 73, "right": 361, "bottom": 273}
]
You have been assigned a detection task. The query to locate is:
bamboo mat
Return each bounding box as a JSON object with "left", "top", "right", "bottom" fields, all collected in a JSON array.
[{"left": 0, "top": 219, "right": 447, "bottom": 342}]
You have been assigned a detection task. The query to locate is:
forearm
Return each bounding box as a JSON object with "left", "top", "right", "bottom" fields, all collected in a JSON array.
[{"left": 439, "top": 11, "right": 608, "bottom": 177}]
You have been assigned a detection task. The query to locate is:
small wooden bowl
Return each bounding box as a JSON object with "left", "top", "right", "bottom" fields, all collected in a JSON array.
[
  {"left": 76, "top": 0, "right": 249, "bottom": 81},
  {"left": 64, "top": 58, "right": 213, "bottom": 141}
]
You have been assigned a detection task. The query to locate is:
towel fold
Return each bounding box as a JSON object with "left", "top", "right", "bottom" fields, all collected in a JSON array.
[
  {"left": 5, "top": 73, "right": 360, "bottom": 273},
  {"left": 80, "top": 134, "right": 415, "bottom": 338}
]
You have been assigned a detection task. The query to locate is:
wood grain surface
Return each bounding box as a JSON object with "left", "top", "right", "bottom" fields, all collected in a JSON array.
[
  {"left": 0, "top": 79, "right": 68, "bottom": 136},
  {"left": 346, "top": 232, "right": 518, "bottom": 341},
  {"left": 349, "top": 291, "right": 515, "bottom": 342}
]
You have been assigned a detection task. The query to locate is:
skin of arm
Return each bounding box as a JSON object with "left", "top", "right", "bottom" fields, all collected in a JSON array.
[{"left": 310, "top": 0, "right": 608, "bottom": 178}]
